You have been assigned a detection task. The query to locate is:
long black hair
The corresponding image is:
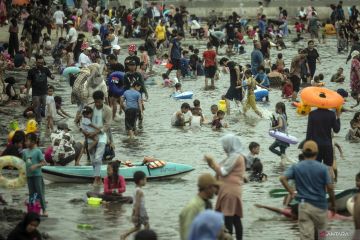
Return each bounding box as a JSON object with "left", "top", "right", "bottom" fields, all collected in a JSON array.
[
  {"left": 276, "top": 102, "right": 287, "bottom": 122},
  {"left": 108, "top": 161, "right": 120, "bottom": 189}
]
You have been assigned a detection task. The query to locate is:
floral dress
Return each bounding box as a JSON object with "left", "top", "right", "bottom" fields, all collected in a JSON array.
[{"left": 351, "top": 58, "right": 360, "bottom": 94}]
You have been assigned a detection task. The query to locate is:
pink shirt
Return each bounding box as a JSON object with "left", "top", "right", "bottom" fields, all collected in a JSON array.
[{"left": 103, "top": 175, "right": 126, "bottom": 194}]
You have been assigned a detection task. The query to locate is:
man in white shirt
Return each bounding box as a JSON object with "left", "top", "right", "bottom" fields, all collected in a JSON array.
[
  {"left": 66, "top": 20, "right": 78, "bottom": 50},
  {"left": 53, "top": 6, "right": 65, "bottom": 37},
  {"left": 78, "top": 44, "right": 93, "bottom": 68}
]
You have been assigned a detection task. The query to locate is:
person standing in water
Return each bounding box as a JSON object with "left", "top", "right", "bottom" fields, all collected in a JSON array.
[
  {"left": 179, "top": 173, "right": 220, "bottom": 240},
  {"left": 304, "top": 40, "right": 320, "bottom": 79},
  {"left": 121, "top": 171, "right": 149, "bottom": 240},
  {"left": 219, "top": 57, "right": 243, "bottom": 115},
  {"left": 289, "top": 50, "right": 307, "bottom": 101},
  {"left": 269, "top": 102, "right": 290, "bottom": 165},
  {"left": 280, "top": 140, "right": 335, "bottom": 240},
  {"left": 205, "top": 134, "right": 246, "bottom": 240}
]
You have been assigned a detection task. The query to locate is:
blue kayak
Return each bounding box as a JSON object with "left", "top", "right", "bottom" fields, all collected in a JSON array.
[{"left": 42, "top": 162, "right": 194, "bottom": 183}]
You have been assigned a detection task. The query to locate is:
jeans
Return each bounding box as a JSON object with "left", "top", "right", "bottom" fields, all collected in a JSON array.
[
  {"left": 90, "top": 142, "right": 105, "bottom": 177},
  {"left": 269, "top": 140, "right": 289, "bottom": 156},
  {"left": 32, "top": 95, "right": 47, "bottom": 123},
  {"left": 27, "top": 176, "right": 46, "bottom": 211}
]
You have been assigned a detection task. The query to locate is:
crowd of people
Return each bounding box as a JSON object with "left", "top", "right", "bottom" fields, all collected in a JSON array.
[{"left": 0, "top": 0, "right": 360, "bottom": 239}]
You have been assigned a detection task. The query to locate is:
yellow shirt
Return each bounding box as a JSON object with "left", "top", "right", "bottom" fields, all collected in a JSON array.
[{"left": 155, "top": 25, "right": 166, "bottom": 41}]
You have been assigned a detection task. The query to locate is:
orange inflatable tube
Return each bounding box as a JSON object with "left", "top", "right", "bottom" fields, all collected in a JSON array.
[{"left": 300, "top": 87, "right": 344, "bottom": 109}]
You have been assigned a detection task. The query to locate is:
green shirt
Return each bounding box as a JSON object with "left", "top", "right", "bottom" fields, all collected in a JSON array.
[
  {"left": 23, "top": 148, "right": 44, "bottom": 177},
  {"left": 179, "top": 195, "right": 209, "bottom": 240}
]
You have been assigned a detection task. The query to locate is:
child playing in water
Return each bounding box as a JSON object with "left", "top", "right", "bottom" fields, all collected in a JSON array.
[
  {"left": 54, "top": 96, "right": 72, "bottom": 118},
  {"left": 171, "top": 103, "right": 191, "bottom": 127},
  {"left": 246, "top": 142, "right": 260, "bottom": 171},
  {"left": 269, "top": 102, "right": 290, "bottom": 165},
  {"left": 255, "top": 66, "right": 270, "bottom": 101},
  {"left": 162, "top": 73, "right": 172, "bottom": 87},
  {"left": 173, "top": 83, "right": 182, "bottom": 94},
  {"left": 249, "top": 158, "right": 267, "bottom": 182},
  {"left": 23, "top": 133, "right": 48, "bottom": 217},
  {"left": 190, "top": 99, "right": 204, "bottom": 126},
  {"left": 211, "top": 110, "right": 228, "bottom": 130},
  {"left": 276, "top": 53, "right": 285, "bottom": 73},
  {"left": 282, "top": 79, "right": 293, "bottom": 99},
  {"left": 203, "top": 42, "right": 217, "bottom": 90},
  {"left": 243, "top": 69, "right": 263, "bottom": 117},
  {"left": 311, "top": 75, "right": 325, "bottom": 87},
  {"left": 81, "top": 106, "right": 101, "bottom": 150},
  {"left": 121, "top": 171, "right": 149, "bottom": 240},
  {"left": 331, "top": 67, "right": 345, "bottom": 83},
  {"left": 332, "top": 136, "right": 344, "bottom": 182},
  {"left": 45, "top": 85, "right": 56, "bottom": 136},
  {"left": 209, "top": 104, "right": 218, "bottom": 122},
  {"left": 87, "top": 161, "right": 130, "bottom": 202},
  {"left": 345, "top": 120, "right": 360, "bottom": 143}
]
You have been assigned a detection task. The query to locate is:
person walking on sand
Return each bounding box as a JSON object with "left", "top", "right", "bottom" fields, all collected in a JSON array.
[
  {"left": 280, "top": 140, "right": 335, "bottom": 240},
  {"left": 205, "top": 134, "right": 246, "bottom": 240},
  {"left": 179, "top": 173, "right": 220, "bottom": 240}
]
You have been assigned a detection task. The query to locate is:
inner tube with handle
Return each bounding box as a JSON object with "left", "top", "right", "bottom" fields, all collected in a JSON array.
[{"left": 0, "top": 155, "right": 27, "bottom": 189}]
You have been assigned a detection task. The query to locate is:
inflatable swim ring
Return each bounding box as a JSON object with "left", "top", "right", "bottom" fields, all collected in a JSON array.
[
  {"left": 269, "top": 130, "right": 299, "bottom": 145},
  {"left": 254, "top": 87, "right": 269, "bottom": 101},
  {"left": 25, "top": 119, "right": 38, "bottom": 134},
  {"left": 346, "top": 197, "right": 354, "bottom": 216},
  {"left": 172, "top": 91, "right": 193, "bottom": 100},
  {"left": 296, "top": 104, "right": 311, "bottom": 116},
  {"left": 218, "top": 100, "right": 227, "bottom": 113},
  {"left": 300, "top": 87, "right": 344, "bottom": 109},
  {"left": 0, "top": 156, "right": 27, "bottom": 188}
]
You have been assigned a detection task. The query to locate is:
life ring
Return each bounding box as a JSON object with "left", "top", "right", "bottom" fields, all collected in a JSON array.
[
  {"left": 0, "top": 155, "right": 27, "bottom": 189},
  {"left": 300, "top": 87, "right": 344, "bottom": 109},
  {"left": 269, "top": 130, "right": 299, "bottom": 145},
  {"left": 296, "top": 104, "right": 311, "bottom": 116},
  {"left": 108, "top": 71, "right": 125, "bottom": 97}
]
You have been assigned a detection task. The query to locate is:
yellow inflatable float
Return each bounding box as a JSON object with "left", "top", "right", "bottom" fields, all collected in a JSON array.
[
  {"left": 0, "top": 156, "right": 27, "bottom": 188},
  {"left": 296, "top": 87, "right": 344, "bottom": 116}
]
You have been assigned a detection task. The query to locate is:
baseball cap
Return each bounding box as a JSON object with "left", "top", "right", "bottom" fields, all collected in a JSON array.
[
  {"left": 128, "top": 44, "right": 137, "bottom": 52},
  {"left": 113, "top": 45, "right": 121, "bottom": 50},
  {"left": 57, "top": 122, "right": 71, "bottom": 131},
  {"left": 198, "top": 173, "right": 220, "bottom": 189},
  {"left": 302, "top": 140, "right": 318, "bottom": 154}
]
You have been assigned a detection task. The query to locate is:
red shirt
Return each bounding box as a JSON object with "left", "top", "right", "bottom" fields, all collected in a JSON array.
[
  {"left": 203, "top": 50, "right": 216, "bottom": 67},
  {"left": 282, "top": 82, "right": 293, "bottom": 97},
  {"left": 103, "top": 175, "right": 126, "bottom": 194}
]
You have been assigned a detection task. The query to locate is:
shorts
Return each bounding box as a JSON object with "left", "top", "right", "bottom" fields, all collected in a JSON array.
[
  {"left": 317, "top": 144, "right": 334, "bottom": 167},
  {"left": 125, "top": 108, "right": 139, "bottom": 131},
  {"left": 205, "top": 66, "right": 216, "bottom": 78},
  {"left": 171, "top": 58, "right": 181, "bottom": 70},
  {"left": 290, "top": 75, "right": 301, "bottom": 92}
]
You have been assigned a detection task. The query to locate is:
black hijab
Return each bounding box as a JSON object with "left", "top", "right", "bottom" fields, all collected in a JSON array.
[{"left": 7, "top": 213, "right": 42, "bottom": 240}]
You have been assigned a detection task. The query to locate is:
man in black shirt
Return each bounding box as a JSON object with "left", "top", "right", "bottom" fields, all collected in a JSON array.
[
  {"left": 225, "top": 16, "right": 235, "bottom": 41},
  {"left": 124, "top": 44, "right": 140, "bottom": 72},
  {"left": 107, "top": 54, "right": 125, "bottom": 73},
  {"left": 174, "top": 8, "right": 184, "bottom": 34},
  {"left": 306, "top": 108, "right": 341, "bottom": 167},
  {"left": 26, "top": 55, "right": 55, "bottom": 123}
]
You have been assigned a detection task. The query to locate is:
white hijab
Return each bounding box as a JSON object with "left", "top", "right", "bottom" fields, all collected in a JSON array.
[{"left": 219, "top": 134, "right": 244, "bottom": 176}]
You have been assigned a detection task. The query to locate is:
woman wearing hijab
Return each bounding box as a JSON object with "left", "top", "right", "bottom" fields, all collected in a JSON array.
[
  {"left": 205, "top": 134, "right": 246, "bottom": 240},
  {"left": 7, "top": 212, "right": 42, "bottom": 240},
  {"left": 188, "top": 210, "right": 230, "bottom": 240}
]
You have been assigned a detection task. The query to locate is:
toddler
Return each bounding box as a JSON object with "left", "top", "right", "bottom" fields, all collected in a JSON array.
[
  {"left": 162, "top": 73, "right": 172, "bottom": 87},
  {"left": 249, "top": 158, "right": 267, "bottom": 182},
  {"left": 211, "top": 110, "right": 228, "bottom": 129},
  {"left": 45, "top": 85, "right": 56, "bottom": 135},
  {"left": 81, "top": 106, "right": 101, "bottom": 150},
  {"left": 345, "top": 120, "right": 360, "bottom": 143},
  {"left": 276, "top": 53, "right": 285, "bottom": 72},
  {"left": 246, "top": 142, "right": 260, "bottom": 171}
]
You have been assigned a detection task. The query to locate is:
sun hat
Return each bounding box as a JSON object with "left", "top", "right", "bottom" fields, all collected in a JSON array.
[
  {"left": 302, "top": 140, "right": 318, "bottom": 154},
  {"left": 351, "top": 50, "right": 360, "bottom": 58},
  {"left": 197, "top": 173, "right": 220, "bottom": 189}
]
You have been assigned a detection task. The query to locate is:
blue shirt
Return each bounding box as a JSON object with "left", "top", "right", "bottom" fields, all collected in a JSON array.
[
  {"left": 258, "top": 19, "right": 266, "bottom": 36},
  {"left": 171, "top": 38, "right": 181, "bottom": 60},
  {"left": 123, "top": 89, "right": 141, "bottom": 110},
  {"left": 251, "top": 49, "right": 263, "bottom": 75},
  {"left": 255, "top": 72, "right": 270, "bottom": 87},
  {"left": 284, "top": 160, "right": 331, "bottom": 209}
]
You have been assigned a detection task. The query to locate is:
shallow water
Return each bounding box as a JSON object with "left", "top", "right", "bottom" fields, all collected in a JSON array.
[{"left": 0, "top": 35, "right": 358, "bottom": 240}]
